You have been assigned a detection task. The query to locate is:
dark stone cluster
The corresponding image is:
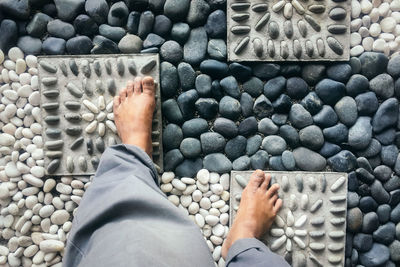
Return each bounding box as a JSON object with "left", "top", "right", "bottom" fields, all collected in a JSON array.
[{"left": 1, "top": 0, "right": 400, "bottom": 266}]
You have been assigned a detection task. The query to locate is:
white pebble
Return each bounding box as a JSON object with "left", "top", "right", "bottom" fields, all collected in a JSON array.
[
  {"left": 205, "top": 215, "right": 219, "bottom": 226},
  {"left": 379, "top": 2, "right": 390, "bottom": 16},
  {"left": 161, "top": 172, "right": 174, "bottom": 183},
  {"left": 197, "top": 169, "right": 210, "bottom": 184},
  {"left": 369, "top": 23, "right": 381, "bottom": 36},
  {"left": 195, "top": 214, "right": 205, "bottom": 227},
  {"left": 25, "top": 55, "right": 37, "bottom": 68},
  {"left": 381, "top": 17, "right": 396, "bottom": 32},
  {"left": 8, "top": 47, "right": 24, "bottom": 62},
  {"left": 350, "top": 45, "right": 365, "bottom": 56},
  {"left": 200, "top": 198, "right": 212, "bottom": 209},
  {"left": 188, "top": 202, "right": 200, "bottom": 214},
  {"left": 51, "top": 210, "right": 70, "bottom": 225},
  {"left": 39, "top": 240, "right": 64, "bottom": 253},
  {"left": 192, "top": 190, "right": 202, "bottom": 202},
  {"left": 373, "top": 38, "right": 386, "bottom": 51},
  {"left": 172, "top": 179, "right": 186, "bottom": 191},
  {"left": 352, "top": 0, "right": 362, "bottom": 18},
  {"left": 220, "top": 213, "right": 229, "bottom": 225},
  {"left": 212, "top": 224, "right": 225, "bottom": 237},
  {"left": 361, "top": 0, "right": 373, "bottom": 14}
]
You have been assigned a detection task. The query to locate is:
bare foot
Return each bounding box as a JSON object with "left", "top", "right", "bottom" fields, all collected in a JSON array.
[
  {"left": 113, "top": 76, "right": 155, "bottom": 157},
  {"left": 221, "top": 170, "right": 283, "bottom": 259}
]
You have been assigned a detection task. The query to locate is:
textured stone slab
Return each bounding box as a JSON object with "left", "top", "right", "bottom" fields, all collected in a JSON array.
[
  {"left": 227, "top": 0, "right": 350, "bottom": 61},
  {"left": 38, "top": 54, "right": 163, "bottom": 176},
  {"left": 230, "top": 171, "right": 347, "bottom": 266}
]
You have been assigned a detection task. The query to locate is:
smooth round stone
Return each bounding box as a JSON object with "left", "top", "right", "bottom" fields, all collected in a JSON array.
[
  {"left": 232, "top": 156, "right": 251, "bottom": 171},
  {"left": 313, "top": 105, "right": 338, "bottom": 128},
  {"left": 180, "top": 138, "right": 201, "bottom": 158},
  {"left": 164, "top": 0, "right": 190, "bottom": 21},
  {"left": 187, "top": 0, "right": 210, "bottom": 27},
  {"left": 171, "top": 22, "right": 190, "bottom": 44},
  {"left": 17, "top": 36, "right": 42, "bottom": 55},
  {"left": 42, "top": 37, "right": 66, "bottom": 55},
  {"left": 163, "top": 124, "right": 183, "bottom": 151},
  {"left": 346, "top": 74, "right": 369, "bottom": 96},
  {"left": 220, "top": 76, "right": 240, "bottom": 99},
  {"left": 289, "top": 104, "right": 313, "bottom": 129},
  {"left": 160, "top": 40, "right": 183, "bottom": 65},
  {"left": 213, "top": 118, "right": 238, "bottom": 138},
  {"left": 315, "top": 79, "right": 346, "bottom": 105},
  {"left": 182, "top": 118, "right": 208, "bottom": 138},
  {"left": 203, "top": 153, "right": 232, "bottom": 173},
  {"left": 387, "top": 55, "right": 400, "bottom": 77},
  {"left": 250, "top": 150, "right": 269, "bottom": 169},
  {"left": 381, "top": 17, "right": 396, "bottom": 32},
  {"left": 207, "top": 39, "right": 226, "bottom": 61},
  {"left": 286, "top": 77, "right": 309, "bottom": 99},
  {"left": 293, "top": 147, "right": 326, "bottom": 171},
  {"left": 98, "top": 24, "right": 126, "bottom": 42},
  {"left": 66, "top": 36, "right": 93, "bottom": 54},
  {"left": 262, "top": 135, "right": 287, "bottom": 155},
  {"left": 263, "top": 76, "right": 286, "bottom": 100},
  {"left": 205, "top": 9, "right": 226, "bottom": 38},
  {"left": 370, "top": 73, "right": 394, "bottom": 99},
  {"left": 301, "top": 92, "right": 323, "bottom": 115},
  {"left": 359, "top": 52, "right": 389, "bottom": 79},
  {"left": 177, "top": 62, "right": 195, "bottom": 90},
  {"left": 183, "top": 27, "right": 207, "bottom": 65},
  {"left": 242, "top": 77, "right": 263, "bottom": 97},
  {"left": 219, "top": 96, "right": 241, "bottom": 120},
  {"left": 353, "top": 233, "right": 373, "bottom": 251},
  {"left": 143, "top": 33, "right": 165, "bottom": 49},
  {"left": 163, "top": 99, "right": 183, "bottom": 124},
  {"left": 246, "top": 135, "right": 262, "bottom": 156},
  {"left": 238, "top": 117, "right": 258, "bottom": 137},
  {"left": 299, "top": 125, "right": 324, "bottom": 150},
  {"left": 301, "top": 64, "right": 325, "bottom": 85},
  {"left": 161, "top": 61, "right": 179, "bottom": 98},
  {"left": 118, "top": 34, "right": 142, "bottom": 53},
  {"left": 327, "top": 63, "right": 352, "bottom": 83},
  {"left": 279, "top": 125, "right": 300, "bottom": 147},
  {"left": 258, "top": 118, "right": 279, "bottom": 135},
  {"left": 225, "top": 136, "right": 247, "bottom": 160},
  {"left": 281, "top": 150, "right": 295, "bottom": 170},
  {"left": 200, "top": 59, "right": 229, "bottom": 80},
  {"left": 50, "top": 210, "right": 70, "bottom": 225},
  {"left": 355, "top": 92, "right": 379, "bottom": 116},
  {"left": 164, "top": 149, "right": 184, "bottom": 171},
  {"left": 39, "top": 240, "right": 65, "bottom": 253},
  {"left": 372, "top": 98, "right": 399, "bottom": 133},
  {"left": 175, "top": 158, "right": 203, "bottom": 178},
  {"left": 195, "top": 98, "right": 218, "bottom": 120},
  {"left": 360, "top": 243, "right": 390, "bottom": 266},
  {"left": 177, "top": 90, "right": 198, "bottom": 119}
]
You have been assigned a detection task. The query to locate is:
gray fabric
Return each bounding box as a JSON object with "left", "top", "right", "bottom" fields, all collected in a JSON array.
[
  {"left": 225, "top": 238, "right": 290, "bottom": 267},
  {"left": 63, "top": 144, "right": 287, "bottom": 267}
]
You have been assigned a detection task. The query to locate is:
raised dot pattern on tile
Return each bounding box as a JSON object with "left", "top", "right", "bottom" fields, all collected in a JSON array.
[{"left": 39, "top": 55, "right": 163, "bottom": 176}]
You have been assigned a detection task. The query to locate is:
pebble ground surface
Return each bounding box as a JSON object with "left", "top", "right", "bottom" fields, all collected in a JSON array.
[{"left": 0, "top": 0, "right": 400, "bottom": 266}]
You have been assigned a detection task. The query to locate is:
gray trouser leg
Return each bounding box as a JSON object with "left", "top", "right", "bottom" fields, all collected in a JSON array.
[
  {"left": 63, "top": 144, "right": 215, "bottom": 267},
  {"left": 225, "top": 238, "right": 290, "bottom": 267}
]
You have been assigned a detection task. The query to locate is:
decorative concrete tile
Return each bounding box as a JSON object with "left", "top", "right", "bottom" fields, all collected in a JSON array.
[
  {"left": 227, "top": 0, "right": 350, "bottom": 61},
  {"left": 38, "top": 54, "right": 163, "bottom": 176},
  {"left": 230, "top": 171, "right": 347, "bottom": 266}
]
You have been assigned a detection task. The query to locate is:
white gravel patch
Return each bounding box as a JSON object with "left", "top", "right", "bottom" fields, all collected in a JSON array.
[
  {"left": 161, "top": 169, "right": 230, "bottom": 266},
  {"left": 351, "top": 0, "right": 400, "bottom": 57}
]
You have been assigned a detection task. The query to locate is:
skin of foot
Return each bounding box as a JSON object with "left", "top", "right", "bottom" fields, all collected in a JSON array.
[
  {"left": 113, "top": 76, "right": 156, "bottom": 157},
  {"left": 221, "top": 170, "right": 283, "bottom": 259}
]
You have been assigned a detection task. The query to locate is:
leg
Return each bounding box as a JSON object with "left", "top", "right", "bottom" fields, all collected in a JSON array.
[
  {"left": 63, "top": 78, "right": 214, "bottom": 267},
  {"left": 222, "top": 170, "right": 289, "bottom": 267}
]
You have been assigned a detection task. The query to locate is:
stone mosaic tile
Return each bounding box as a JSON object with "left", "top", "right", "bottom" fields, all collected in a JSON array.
[
  {"left": 38, "top": 54, "right": 163, "bottom": 176},
  {"left": 230, "top": 171, "right": 348, "bottom": 266},
  {"left": 227, "top": 0, "right": 350, "bottom": 61}
]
